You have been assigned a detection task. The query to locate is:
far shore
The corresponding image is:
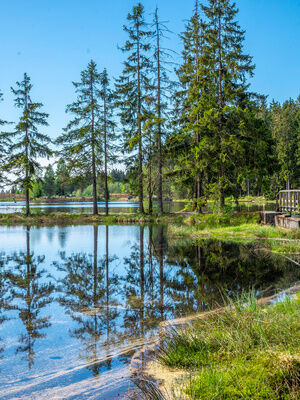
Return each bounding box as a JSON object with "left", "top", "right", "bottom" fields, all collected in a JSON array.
[
  {"left": 0, "top": 196, "right": 133, "bottom": 203},
  {"left": 0, "top": 211, "right": 299, "bottom": 255}
]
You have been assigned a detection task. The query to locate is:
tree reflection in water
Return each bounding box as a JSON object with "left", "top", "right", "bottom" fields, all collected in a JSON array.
[
  {"left": 55, "top": 225, "right": 119, "bottom": 376},
  {"left": 164, "top": 238, "right": 299, "bottom": 313},
  {"left": 122, "top": 225, "right": 174, "bottom": 350},
  {"left": 6, "top": 227, "right": 54, "bottom": 369},
  {"left": 0, "top": 224, "right": 298, "bottom": 392},
  {"left": 0, "top": 251, "right": 10, "bottom": 364}
]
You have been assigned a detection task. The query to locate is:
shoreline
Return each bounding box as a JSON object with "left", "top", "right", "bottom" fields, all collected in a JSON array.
[
  {"left": 0, "top": 211, "right": 299, "bottom": 254},
  {"left": 0, "top": 212, "right": 185, "bottom": 226},
  {"left": 136, "top": 284, "right": 300, "bottom": 399}
]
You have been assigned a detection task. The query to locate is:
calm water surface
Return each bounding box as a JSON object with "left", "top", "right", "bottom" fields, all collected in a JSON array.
[
  {"left": 0, "top": 201, "right": 186, "bottom": 214},
  {"left": 0, "top": 200, "right": 276, "bottom": 214},
  {"left": 0, "top": 224, "right": 298, "bottom": 399}
]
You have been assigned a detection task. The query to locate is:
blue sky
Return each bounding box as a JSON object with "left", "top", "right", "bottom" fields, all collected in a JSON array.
[{"left": 0, "top": 0, "right": 299, "bottom": 142}]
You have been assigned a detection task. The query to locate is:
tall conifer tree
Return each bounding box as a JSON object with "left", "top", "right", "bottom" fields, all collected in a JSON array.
[
  {"left": 172, "top": 1, "right": 206, "bottom": 211},
  {"left": 57, "top": 61, "right": 102, "bottom": 215},
  {"left": 200, "top": 0, "right": 255, "bottom": 207},
  {"left": 116, "top": 3, "right": 153, "bottom": 214},
  {"left": 3, "top": 74, "right": 51, "bottom": 216},
  {"left": 99, "top": 68, "right": 116, "bottom": 216},
  {"left": 152, "top": 7, "right": 174, "bottom": 214}
]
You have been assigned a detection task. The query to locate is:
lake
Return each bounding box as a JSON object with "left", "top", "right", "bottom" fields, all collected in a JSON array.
[
  {"left": 0, "top": 224, "right": 297, "bottom": 399},
  {"left": 0, "top": 201, "right": 186, "bottom": 214},
  {"left": 0, "top": 200, "right": 276, "bottom": 215}
]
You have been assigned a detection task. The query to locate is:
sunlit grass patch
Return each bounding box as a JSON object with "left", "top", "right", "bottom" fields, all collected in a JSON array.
[
  {"left": 169, "top": 219, "right": 300, "bottom": 254},
  {"left": 185, "top": 351, "right": 300, "bottom": 400},
  {"left": 157, "top": 293, "right": 300, "bottom": 399}
]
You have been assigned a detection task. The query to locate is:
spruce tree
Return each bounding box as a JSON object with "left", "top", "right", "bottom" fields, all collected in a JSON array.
[
  {"left": 3, "top": 74, "right": 51, "bottom": 216},
  {"left": 116, "top": 3, "right": 153, "bottom": 214},
  {"left": 56, "top": 61, "right": 102, "bottom": 215},
  {"left": 172, "top": 1, "right": 206, "bottom": 211},
  {"left": 99, "top": 68, "right": 116, "bottom": 216},
  {"left": 200, "top": 0, "right": 255, "bottom": 208}
]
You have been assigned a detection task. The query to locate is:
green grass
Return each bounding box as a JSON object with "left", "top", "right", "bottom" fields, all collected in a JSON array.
[
  {"left": 168, "top": 213, "right": 300, "bottom": 254},
  {"left": 237, "top": 195, "right": 276, "bottom": 204},
  {"left": 158, "top": 293, "right": 300, "bottom": 400}
]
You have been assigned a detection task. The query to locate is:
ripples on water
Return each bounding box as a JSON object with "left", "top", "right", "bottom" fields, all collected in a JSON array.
[{"left": 0, "top": 224, "right": 297, "bottom": 399}]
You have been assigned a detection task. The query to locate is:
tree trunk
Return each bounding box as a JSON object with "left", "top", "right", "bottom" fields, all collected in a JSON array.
[
  {"left": 195, "top": 5, "right": 202, "bottom": 213},
  {"left": 217, "top": 3, "right": 224, "bottom": 110},
  {"left": 25, "top": 131, "right": 30, "bottom": 217},
  {"left": 148, "top": 183, "right": 153, "bottom": 215},
  {"left": 136, "top": 24, "right": 144, "bottom": 214},
  {"left": 219, "top": 187, "right": 225, "bottom": 210},
  {"left": 104, "top": 88, "right": 109, "bottom": 216},
  {"left": 26, "top": 225, "right": 30, "bottom": 264},
  {"left": 92, "top": 225, "right": 98, "bottom": 376},
  {"left": 140, "top": 226, "right": 145, "bottom": 335},
  {"left": 137, "top": 23, "right": 144, "bottom": 214},
  {"left": 218, "top": 2, "right": 225, "bottom": 212},
  {"left": 25, "top": 187, "right": 30, "bottom": 217},
  {"left": 148, "top": 226, "right": 153, "bottom": 299},
  {"left": 106, "top": 225, "right": 109, "bottom": 311},
  {"left": 105, "top": 225, "right": 112, "bottom": 369},
  {"left": 93, "top": 225, "right": 98, "bottom": 309},
  {"left": 91, "top": 74, "right": 98, "bottom": 215},
  {"left": 155, "top": 10, "right": 163, "bottom": 215},
  {"left": 91, "top": 149, "right": 98, "bottom": 215},
  {"left": 148, "top": 130, "right": 153, "bottom": 215},
  {"left": 158, "top": 225, "right": 164, "bottom": 320}
]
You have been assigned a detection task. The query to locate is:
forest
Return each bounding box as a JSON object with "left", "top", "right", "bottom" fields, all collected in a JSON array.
[{"left": 0, "top": 0, "right": 299, "bottom": 216}]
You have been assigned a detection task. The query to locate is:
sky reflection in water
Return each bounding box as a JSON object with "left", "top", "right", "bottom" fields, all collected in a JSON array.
[{"left": 0, "top": 224, "right": 298, "bottom": 399}]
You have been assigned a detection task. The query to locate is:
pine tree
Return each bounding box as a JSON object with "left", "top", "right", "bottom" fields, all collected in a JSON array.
[
  {"left": 56, "top": 61, "right": 102, "bottom": 215},
  {"left": 99, "top": 69, "right": 116, "bottom": 216},
  {"left": 3, "top": 74, "right": 51, "bottom": 216},
  {"left": 115, "top": 3, "right": 153, "bottom": 214}
]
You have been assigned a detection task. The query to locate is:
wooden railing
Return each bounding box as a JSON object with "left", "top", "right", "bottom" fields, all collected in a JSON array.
[{"left": 276, "top": 190, "right": 300, "bottom": 213}]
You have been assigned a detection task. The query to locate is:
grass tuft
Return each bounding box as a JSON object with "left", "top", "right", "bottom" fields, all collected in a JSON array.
[{"left": 157, "top": 293, "right": 300, "bottom": 399}]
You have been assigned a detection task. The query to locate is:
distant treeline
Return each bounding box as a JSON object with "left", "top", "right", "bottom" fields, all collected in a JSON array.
[
  {"left": 10, "top": 166, "right": 129, "bottom": 199},
  {"left": 0, "top": 1, "right": 299, "bottom": 215}
]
